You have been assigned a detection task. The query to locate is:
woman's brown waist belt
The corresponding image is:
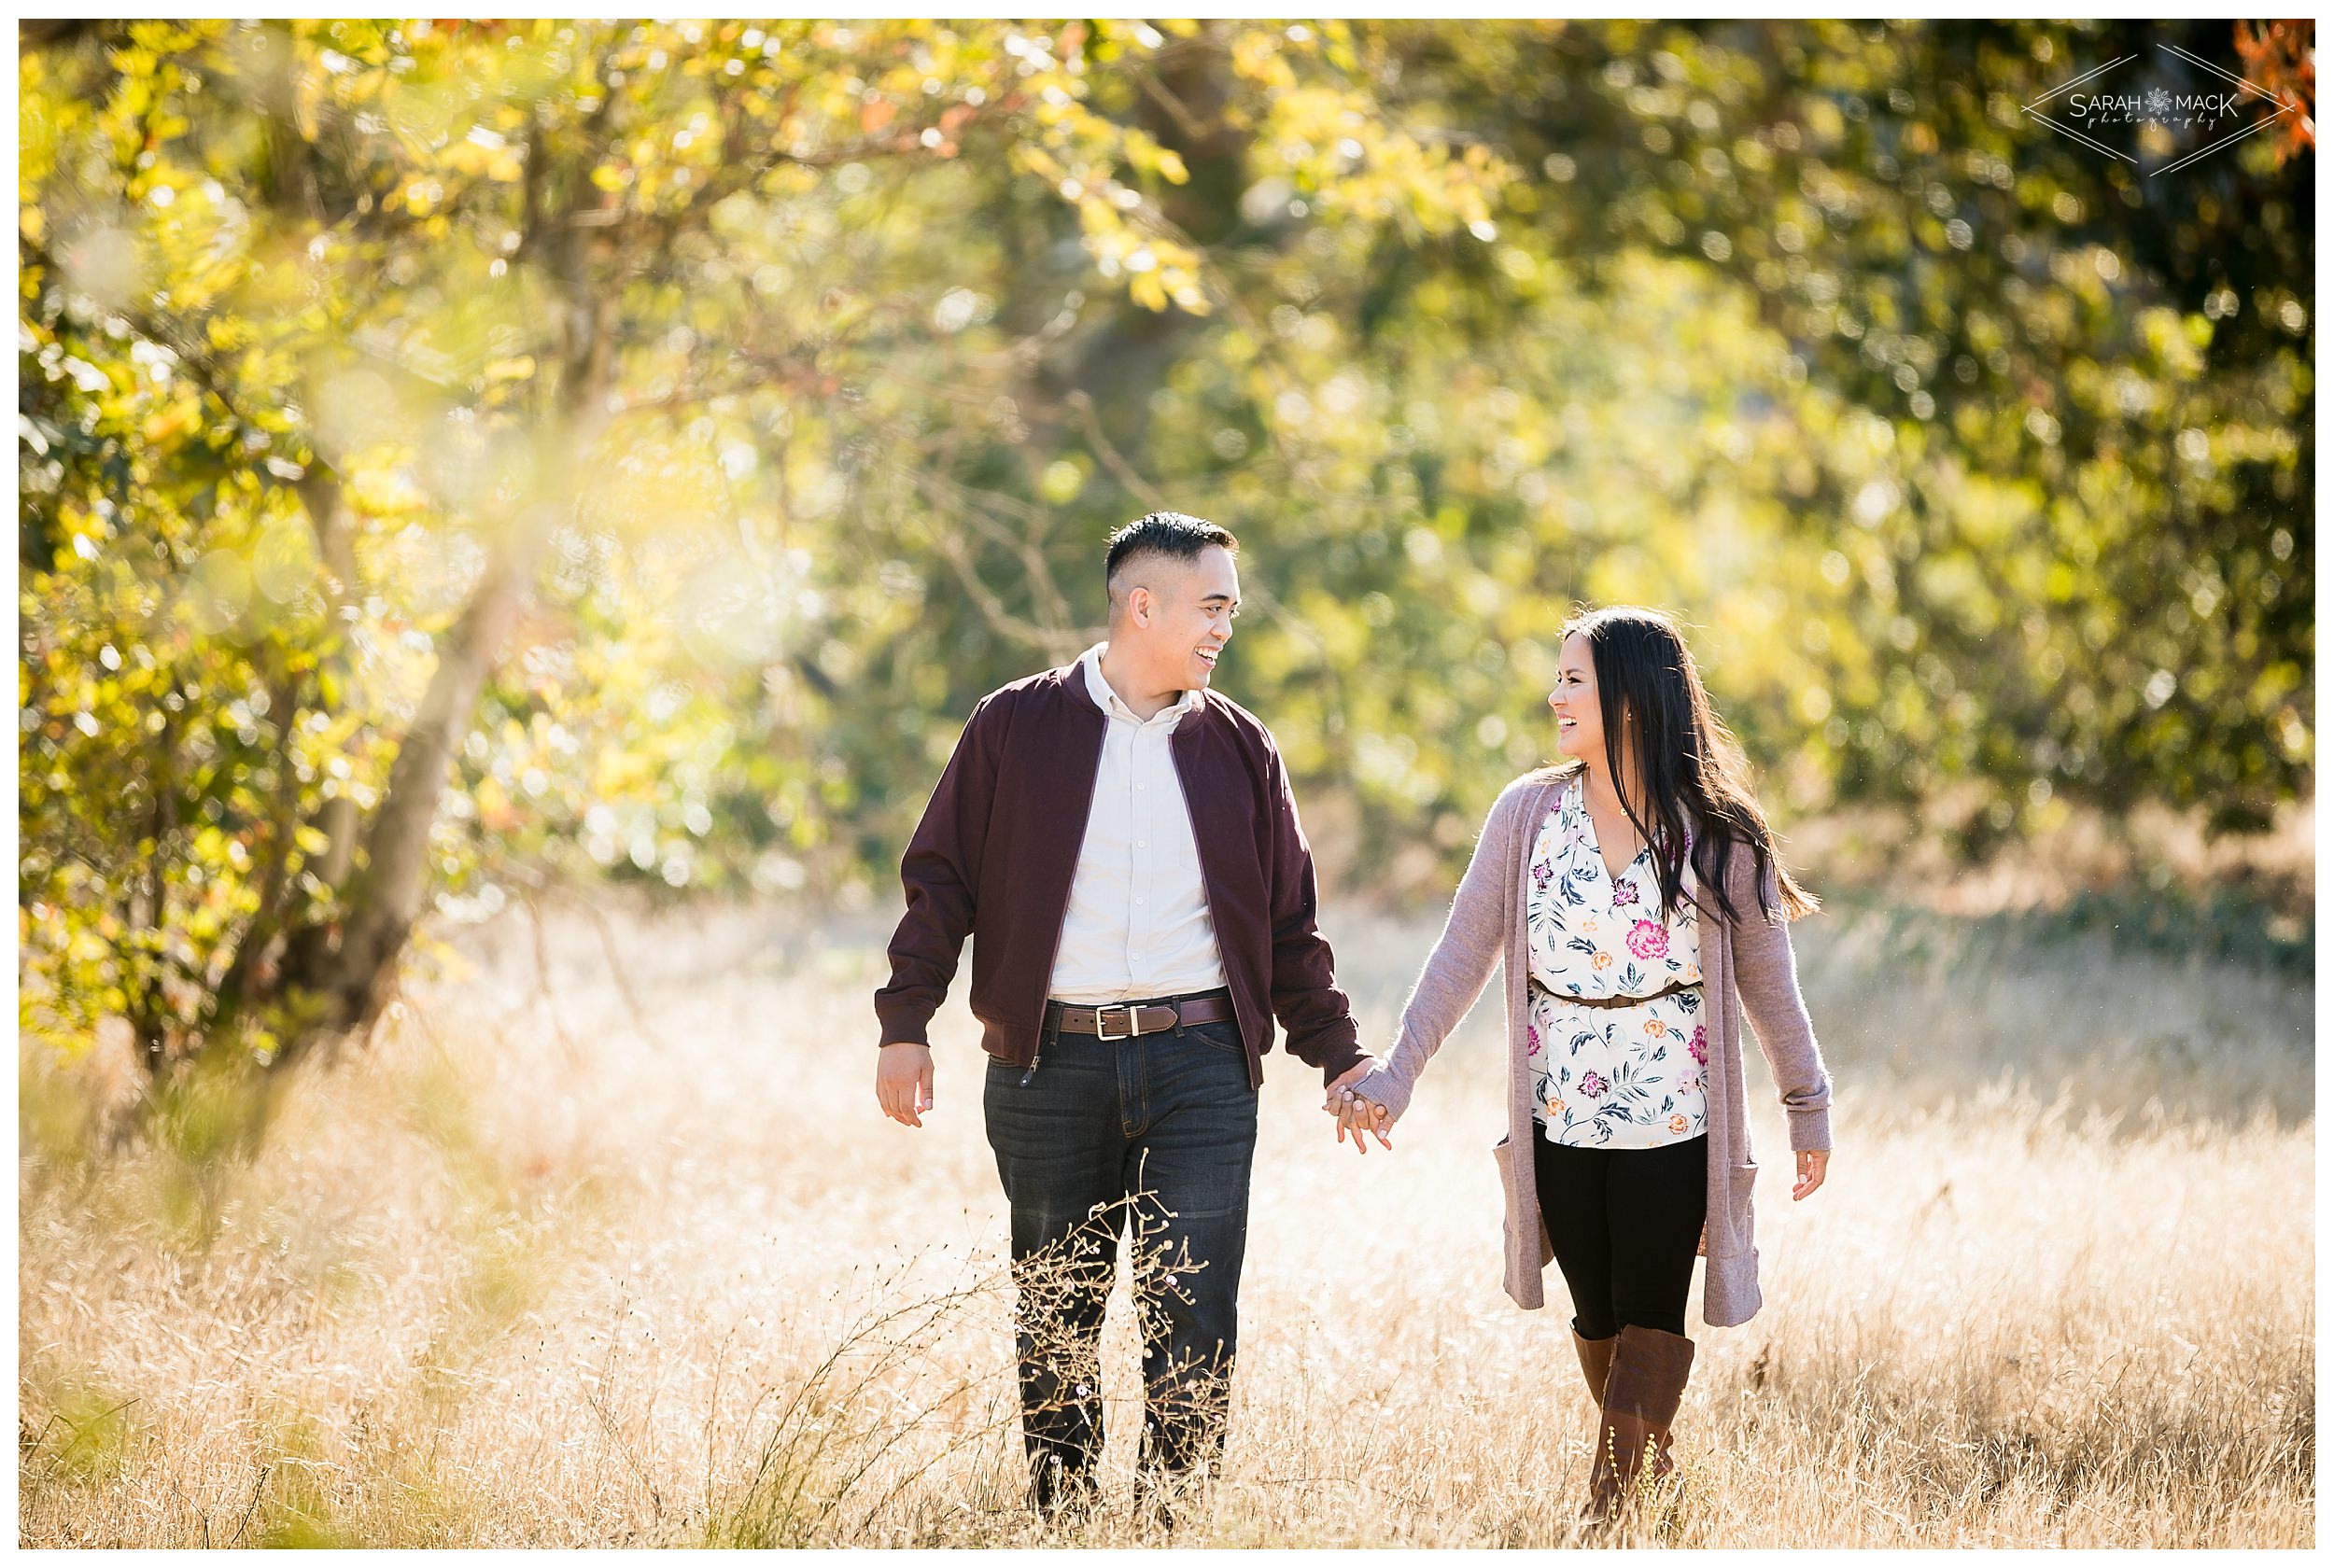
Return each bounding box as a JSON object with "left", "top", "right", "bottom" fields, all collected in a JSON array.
[
  {"left": 1543, "top": 976, "right": 1699, "bottom": 1010},
  {"left": 1048, "top": 988, "right": 1235, "bottom": 1040}
]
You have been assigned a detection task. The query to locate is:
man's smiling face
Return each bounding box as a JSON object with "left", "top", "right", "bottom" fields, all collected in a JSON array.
[
  {"left": 1116, "top": 543, "right": 1241, "bottom": 694},
  {"left": 1169, "top": 545, "right": 1241, "bottom": 690}
]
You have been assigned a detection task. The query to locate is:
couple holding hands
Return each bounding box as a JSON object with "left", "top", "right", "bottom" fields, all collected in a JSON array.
[{"left": 874, "top": 511, "right": 1835, "bottom": 1527}]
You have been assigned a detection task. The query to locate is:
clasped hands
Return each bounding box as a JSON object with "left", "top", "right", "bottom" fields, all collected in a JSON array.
[
  {"left": 1322, "top": 1059, "right": 1395, "bottom": 1155},
  {"left": 883, "top": 1043, "right": 1402, "bottom": 1155}
]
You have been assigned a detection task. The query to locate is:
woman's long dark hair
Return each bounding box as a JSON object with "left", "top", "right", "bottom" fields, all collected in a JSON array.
[{"left": 1554, "top": 605, "right": 1818, "bottom": 926}]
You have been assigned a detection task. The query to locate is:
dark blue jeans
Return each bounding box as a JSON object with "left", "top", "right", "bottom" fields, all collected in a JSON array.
[{"left": 982, "top": 1009, "right": 1259, "bottom": 1494}]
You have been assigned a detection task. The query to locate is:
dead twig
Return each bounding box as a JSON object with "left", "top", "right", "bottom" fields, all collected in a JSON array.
[{"left": 229, "top": 1462, "right": 274, "bottom": 1547}]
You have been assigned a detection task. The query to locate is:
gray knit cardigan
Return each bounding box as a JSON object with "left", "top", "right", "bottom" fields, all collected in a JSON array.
[{"left": 1349, "top": 768, "right": 1835, "bottom": 1328}]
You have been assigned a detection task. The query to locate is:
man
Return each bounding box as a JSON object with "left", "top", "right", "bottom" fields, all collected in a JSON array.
[{"left": 874, "top": 511, "right": 1379, "bottom": 1515}]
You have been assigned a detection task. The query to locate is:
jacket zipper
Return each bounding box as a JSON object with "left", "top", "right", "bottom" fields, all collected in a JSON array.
[{"left": 1025, "top": 715, "right": 1108, "bottom": 1086}]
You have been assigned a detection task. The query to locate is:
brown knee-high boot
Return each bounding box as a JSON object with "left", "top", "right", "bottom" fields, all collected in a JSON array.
[
  {"left": 1583, "top": 1324, "right": 1696, "bottom": 1523},
  {"left": 1572, "top": 1328, "right": 1616, "bottom": 1406}
]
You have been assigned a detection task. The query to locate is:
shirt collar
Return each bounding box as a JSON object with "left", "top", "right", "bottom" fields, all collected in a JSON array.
[
  {"left": 1083, "top": 644, "right": 1204, "bottom": 728},
  {"left": 1080, "top": 643, "right": 1202, "bottom": 726}
]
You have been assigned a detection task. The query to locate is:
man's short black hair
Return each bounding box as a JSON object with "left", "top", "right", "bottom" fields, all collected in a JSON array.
[{"left": 1104, "top": 511, "right": 1239, "bottom": 590}]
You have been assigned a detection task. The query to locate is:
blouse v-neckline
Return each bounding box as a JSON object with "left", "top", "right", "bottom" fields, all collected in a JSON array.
[{"left": 1573, "top": 778, "right": 1649, "bottom": 894}]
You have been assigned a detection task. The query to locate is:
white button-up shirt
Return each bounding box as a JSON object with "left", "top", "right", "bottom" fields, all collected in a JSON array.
[{"left": 1046, "top": 644, "right": 1229, "bottom": 1005}]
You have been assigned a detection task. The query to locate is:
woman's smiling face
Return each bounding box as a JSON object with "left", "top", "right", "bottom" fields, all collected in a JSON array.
[{"left": 1550, "top": 631, "right": 1604, "bottom": 761}]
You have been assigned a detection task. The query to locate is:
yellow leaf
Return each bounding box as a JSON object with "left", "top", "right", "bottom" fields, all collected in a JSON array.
[{"left": 142, "top": 405, "right": 195, "bottom": 445}]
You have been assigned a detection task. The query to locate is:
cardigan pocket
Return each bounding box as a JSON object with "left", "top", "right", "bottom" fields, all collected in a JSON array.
[
  {"left": 1705, "top": 1160, "right": 1760, "bottom": 1260},
  {"left": 1493, "top": 1131, "right": 1557, "bottom": 1267}
]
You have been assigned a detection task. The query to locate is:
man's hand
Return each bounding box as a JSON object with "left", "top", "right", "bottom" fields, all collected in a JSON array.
[
  {"left": 877, "top": 1042, "right": 935, "bottom": 1127},
  {"left": 1322, "top": 1059, "right": 1394, "bottom": 1155}
]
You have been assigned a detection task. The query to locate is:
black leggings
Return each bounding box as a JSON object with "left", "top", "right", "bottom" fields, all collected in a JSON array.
[{"left": 1532, "top": 1130, "right": 1708, "bottom": 1339}]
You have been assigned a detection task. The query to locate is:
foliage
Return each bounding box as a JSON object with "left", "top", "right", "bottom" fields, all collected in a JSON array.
[
  {"left": 20, "top": 19, "right": 1500, "bottom": 1076},
  {"left": 18, "top": 20, "right": 2314, "bottom": 1086}
]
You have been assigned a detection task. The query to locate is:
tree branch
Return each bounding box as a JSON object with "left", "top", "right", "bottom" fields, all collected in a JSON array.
[
  {"left": 26, "top": 239, "right": 327, "bottom": 483},
  {"left": 1067, "top": 389, "right": 1172, "bottom": 512}
]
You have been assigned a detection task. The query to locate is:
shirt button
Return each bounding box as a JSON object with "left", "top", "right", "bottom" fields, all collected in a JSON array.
[
  {"left": 1137, "top": 840, "right": 1146, "bottom": 848},
  {"left": 1136, "top": 897, "right": 1146, "bottom": 905}
]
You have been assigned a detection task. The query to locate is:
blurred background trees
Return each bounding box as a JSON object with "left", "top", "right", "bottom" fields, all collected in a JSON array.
[{"left": 18, "top": 20, "right": 2313, "bottom": 1098}]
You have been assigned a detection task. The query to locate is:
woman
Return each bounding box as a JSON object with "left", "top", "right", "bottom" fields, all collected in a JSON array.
[{"left": 1337, "top": 605, "right": 1835, "bottom": 1524}]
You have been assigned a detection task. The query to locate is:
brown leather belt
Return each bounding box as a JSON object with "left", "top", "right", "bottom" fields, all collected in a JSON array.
[
  {"left": 1545, "top": 977, "right": 1699, "bottom": 1010},
  {"left": 1049, "top": 989, "right": 1235, "bottom": 1040}
]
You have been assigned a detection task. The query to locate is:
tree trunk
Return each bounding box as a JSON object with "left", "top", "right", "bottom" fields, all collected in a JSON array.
[
  {"left": 129, "top": 701, "right": 178, "bottom": 1080},
  {"left": 258, "top": 160, "right": 620, "bottom": 1071},
  {"left": 1033, "top": 23, "right": 1249, "bottom": 457},
  {"left": 283, "top": 530, "right": 545, "bottom": 1041}
]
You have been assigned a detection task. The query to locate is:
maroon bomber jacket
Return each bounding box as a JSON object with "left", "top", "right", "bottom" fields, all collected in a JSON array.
[{"left": 874, "top": 662, "right": 1364, "bottom": 1089}]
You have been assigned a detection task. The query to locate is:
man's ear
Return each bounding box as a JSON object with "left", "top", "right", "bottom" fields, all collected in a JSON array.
[{"left": 1126, "top": 584, "right": 1150, "bottom": 627}]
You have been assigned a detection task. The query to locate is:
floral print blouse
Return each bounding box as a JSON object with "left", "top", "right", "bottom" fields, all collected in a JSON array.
[{"left": 1526, "top": 774, "right": 1708, "bottom": 1150}]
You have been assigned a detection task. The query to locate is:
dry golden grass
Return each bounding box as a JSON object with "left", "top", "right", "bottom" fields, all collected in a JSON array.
[{"left": 18, "top": 897, "right": 2315, "bottom": 1547}]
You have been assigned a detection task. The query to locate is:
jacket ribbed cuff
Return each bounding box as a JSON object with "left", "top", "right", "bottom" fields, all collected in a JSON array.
[
  {"left": 874, "top": 1003, "right": 933, "bottom": 1050},
  {"left": 1347, "top": 1066, "right": 1413, "bottom": 1122},
  {"left": 1785, "top": 1105, "right": 1832, "bottom": 1152},
  {"left": 1287, "top": 1024, "right": 1366, "bottom": 1087},
  {"left": 1314, "top": 1041, "right": 1368, "bottom": 1088}
]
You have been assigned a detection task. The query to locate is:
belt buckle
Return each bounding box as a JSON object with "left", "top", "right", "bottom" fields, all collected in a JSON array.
[{"left": 1094, "top": 1003, "right": 1143, "bottom": 1042}]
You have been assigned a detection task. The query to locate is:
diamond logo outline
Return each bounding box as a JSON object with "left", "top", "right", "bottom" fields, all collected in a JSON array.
[{"left": 2022, "top": 42, "right": 2297, "bottom": 177}]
